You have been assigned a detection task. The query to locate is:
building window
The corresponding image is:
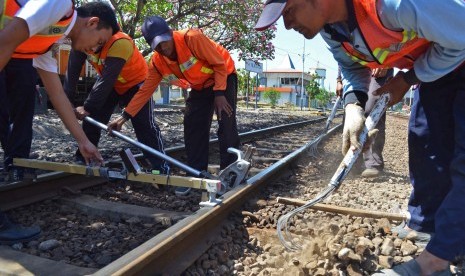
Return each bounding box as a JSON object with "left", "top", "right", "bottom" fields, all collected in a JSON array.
[{"left": 280, "top": 78, "right": 299, "bottom": 85}]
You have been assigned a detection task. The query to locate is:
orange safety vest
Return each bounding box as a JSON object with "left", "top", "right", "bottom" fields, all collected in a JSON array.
[
  {"left": 87, "top": 32, "right": 148, "bottom": 95},
  {"left": 0, "top": 0, "right": 74, "bottom": 58},
  {"left": 151, "top": 29, "right": 235, "bottom": 91},
  {"left": 341, "top": 0, "right": 430, "bottom": 69}
]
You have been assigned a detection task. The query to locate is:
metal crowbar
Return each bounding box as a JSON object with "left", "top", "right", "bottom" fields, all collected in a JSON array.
[{"left": 277, "top": 93, "right": 390, "bottom": 250}]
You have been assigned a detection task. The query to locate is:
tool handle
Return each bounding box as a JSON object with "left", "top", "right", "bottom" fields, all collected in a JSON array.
[
  {"left": 84, "top": 116, "right": 204, "bottom": 177},
  {"left": 325, "top": 96, "right": 342, "bottom": 131},
  {"left": 329, "top": 93, "right": 390, "bottom": 187}
]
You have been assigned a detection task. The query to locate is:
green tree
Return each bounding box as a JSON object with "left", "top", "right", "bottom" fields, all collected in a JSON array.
[
  {"left": 102, "top": 0, "right": 276, "bottom": 60},
  {"left": 263, "top": 88, "right": 280, "bottom": 108},
  {"left": 305, "top": 73, "right": 320, "bottom": 100},
  {"left": 305, "top": 73, "right": 333, "bottom": 108},
  {"left": 236, "top": 69, "right": 258, "bottom": 96},
  {"left": 314, "top": 88, "right": 333, "bottom": 108}
]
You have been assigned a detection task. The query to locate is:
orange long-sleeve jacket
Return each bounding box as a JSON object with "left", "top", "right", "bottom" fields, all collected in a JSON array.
[{"left": 124, "top": 29, "right": 235, "bottom": 117}]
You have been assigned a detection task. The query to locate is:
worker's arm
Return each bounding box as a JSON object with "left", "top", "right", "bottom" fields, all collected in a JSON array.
[
  {"left": 381, "top": 0, "right": 465, "bottom": 83},
  {"left": 108, "top": 59, "right": 162, "bottom": 130},
  {"left": 36, "top": 68, "right": 103, "bottom": 165},
  {"left": 0, "top": 0, "right": 73, "bottom": 71},
  {"left": 0, "top": 17, "right": 29, "bottom": 71},
  {"left": 372, "top": 0, "right": 465, "bottom": 104},
  {"left": 75, "top": 57, "right": 125, "bottom": 119},
  {"left": 321, "top": 30, "right": 371, "bottom": 107},
  {"left": 82, "top": 39, "right": 132, "bottom": 115},
  {"left": 320, "top": 30, "right": 371, "bottom": 155},
  {"left": 121, "top": 59, "right": 162, "bottom": 118},
  {"left": 64, "top": 49, "right": 87, "bottom": 103}
]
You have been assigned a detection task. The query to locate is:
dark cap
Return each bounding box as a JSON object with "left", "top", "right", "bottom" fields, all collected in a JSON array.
[
  {"left": 254, "top": 0, "right": 287, "bottom": 31},
  {"left": 142, "top": 16, "right": 173, "bottom": 50}
]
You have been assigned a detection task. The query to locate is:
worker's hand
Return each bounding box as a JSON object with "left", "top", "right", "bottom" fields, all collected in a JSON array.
[
  {"left": 342, "top": 103, "right": 380, "bottom": 155},
  {"left": 336, "top": 81, "right": 343, "bottom": 97},
  {"left": 77, "top": 140, "right": 103, "bottom": 166},
  {"left": 107, "top": 116, "right": 127, "bottom": 132},
  {"left": 214, "top": 95, "right": 233, "bottom": 121},
  {"left": 342, "top": 103, "right": 365, "bottom": 155},
  {"left": 373, "top": 72, "right": 411, "bottom": 106},
  {"left": 74, "top": 106, "right": 89, "bottom": 120},
  {"left": 372, "top": 68, "right": 388, "bottom": 78}
]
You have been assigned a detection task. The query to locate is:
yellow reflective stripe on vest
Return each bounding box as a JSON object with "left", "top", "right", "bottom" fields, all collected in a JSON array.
[
  {"left": 200, "top": 66, "right": 214, "bottom": 74},
  {"left": 401, "top": 30, "right": 417, "bottom": 43},
  {"left": 117, "top": 75, "right": 127, "bottom": 84},
  {"left": 88, "top": 55, "right": 103, "bottom": 66},
  {"left": 345, "top": 52, "right": 368, "bottom": 66},
  {"left": 179, "top": 56, "right": 213, "bottom": 75},
  {"left": 373, "top": 48, "right": 390, "bottom": 64},
  {"left": 359, "top": 30, "right": 418, "bottom": 65},
  {"left": 179, "top": 56, "right": 198, "bottom": 72}
]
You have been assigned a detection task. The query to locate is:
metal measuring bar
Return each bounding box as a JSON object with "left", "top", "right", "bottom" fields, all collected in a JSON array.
[{"left": 84, "top": 116, "right": 212, "bottom": 179}]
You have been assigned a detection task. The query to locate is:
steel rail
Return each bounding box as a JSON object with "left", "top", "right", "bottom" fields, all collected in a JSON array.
[
  {"left": 135, "top": 117, "right": 327, "bottom": 157},
  {"left": 94, "top": 123, "right": 342, "bottom": 275},
  {"left": 0, "top": 118, "right": 327, "bottom": 212}
]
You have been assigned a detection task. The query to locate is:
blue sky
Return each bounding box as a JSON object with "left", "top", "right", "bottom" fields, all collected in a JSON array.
[{"left": 232, "top": 19, "right": 339, "bottom": 91}]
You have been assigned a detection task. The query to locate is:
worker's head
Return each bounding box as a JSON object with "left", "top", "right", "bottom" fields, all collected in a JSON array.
[
  {"left": 70, "top": 2, "right": 119, "bottom": 53},
  {"left": 142, "top": 16, "right": 175, "bottom": 58},
  {"left": 255, "top": 0, "right": 328, "bottom": 39}
]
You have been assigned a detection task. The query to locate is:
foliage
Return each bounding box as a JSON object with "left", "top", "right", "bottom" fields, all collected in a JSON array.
[
  {"left": 305, "top": 73, "right": 320, "bottom": 99},
  {"left": 263, "top": 88, "right": 280, "bottom": 108},
  {"left": 306, "top": 73, "right": 333, "bottom": 107},
  {"left": 95, "top": 0, "right": 276, "bottom": 60},
  {"left": 314, "top": 88, "right": 333, "bottom": 107},
  {"left": 236, "top": 69, "right": 258, "bottom": 96}
]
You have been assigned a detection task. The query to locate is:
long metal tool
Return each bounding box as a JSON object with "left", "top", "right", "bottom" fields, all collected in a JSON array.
[
  {"left": 277, "top": 93, "right": 390, "bottom": 250},
  {"left": 324, "top": 96, "right": 342, "bottom": 132},
  {"left": 84, "top": 116, "right": 212, "bottom": 179},
  {"left": 309, "top": 96, "right": 342, "bottom": 156}
]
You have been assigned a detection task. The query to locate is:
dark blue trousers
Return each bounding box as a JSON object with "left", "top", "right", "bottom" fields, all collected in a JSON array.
[
  {"left": 77, "top": 84, "right": 170, "bottom": 174},
  {"left": 0, "top": 58, "right": 36, "bottom": 169},
  {"left": 408, "top": 65, "right": 465, "bottom": 260}
]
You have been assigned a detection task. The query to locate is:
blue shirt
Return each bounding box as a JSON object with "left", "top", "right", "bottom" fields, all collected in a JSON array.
[{"left": 321, "top": 0, "right": 465, "bottom": 96}]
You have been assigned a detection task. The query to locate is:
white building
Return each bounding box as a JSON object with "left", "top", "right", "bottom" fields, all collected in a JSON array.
[
  {"left": 257, "top": 55, "right": 333, "bottom": 108},
  {"left": 257, "top": 55, "right": 313, "bottom": 107}
]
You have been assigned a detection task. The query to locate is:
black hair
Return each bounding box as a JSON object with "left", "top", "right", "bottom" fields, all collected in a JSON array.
[{"left": 76, "top": 2, "right": 119, "bottom": 35}]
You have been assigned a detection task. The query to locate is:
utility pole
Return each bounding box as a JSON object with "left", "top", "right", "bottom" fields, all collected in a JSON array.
[
  {"left": 246, "top": 71, "right": 250, "bottom": 109},
  {"left": 255, "top": 73, "right": 258, "bottom": 109},
  {"left": 301, "top": 39, "right": 306, "bottom": 110}
]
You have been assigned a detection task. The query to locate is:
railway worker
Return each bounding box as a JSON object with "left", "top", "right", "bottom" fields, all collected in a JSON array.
[
  {"left": 255, "top": 0, "right": 465, "bottom": 274},
  {"left": 64, "top": 30, "right": 170, "bottom": 174},
  {"left": 108, "top": 16, "right": 241, "bottom": 196},
  {"left": 0, "top": 1, "right": 118, "bottom": 244},
  {"left": 337, "top": 67, "right": 393, "bottom": 178}
]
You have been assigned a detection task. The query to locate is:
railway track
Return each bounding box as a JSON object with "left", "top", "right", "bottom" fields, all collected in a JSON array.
[{"left": 0, "top": 112, "right": 342, "bottom": 275}]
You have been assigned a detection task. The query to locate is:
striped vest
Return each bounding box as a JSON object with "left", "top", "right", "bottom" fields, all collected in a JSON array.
[
  {"left": 152, "top": 29, "right": 235, "bottom": 90},
  {"left": 87, "top": 32, "right": 148, "bottom": 95},
  {"left": 0, "top": 0, "right": 74, "bottom": 58},
  {"left": 341, "top": 0, "right": 430, "bottom": 69}
]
